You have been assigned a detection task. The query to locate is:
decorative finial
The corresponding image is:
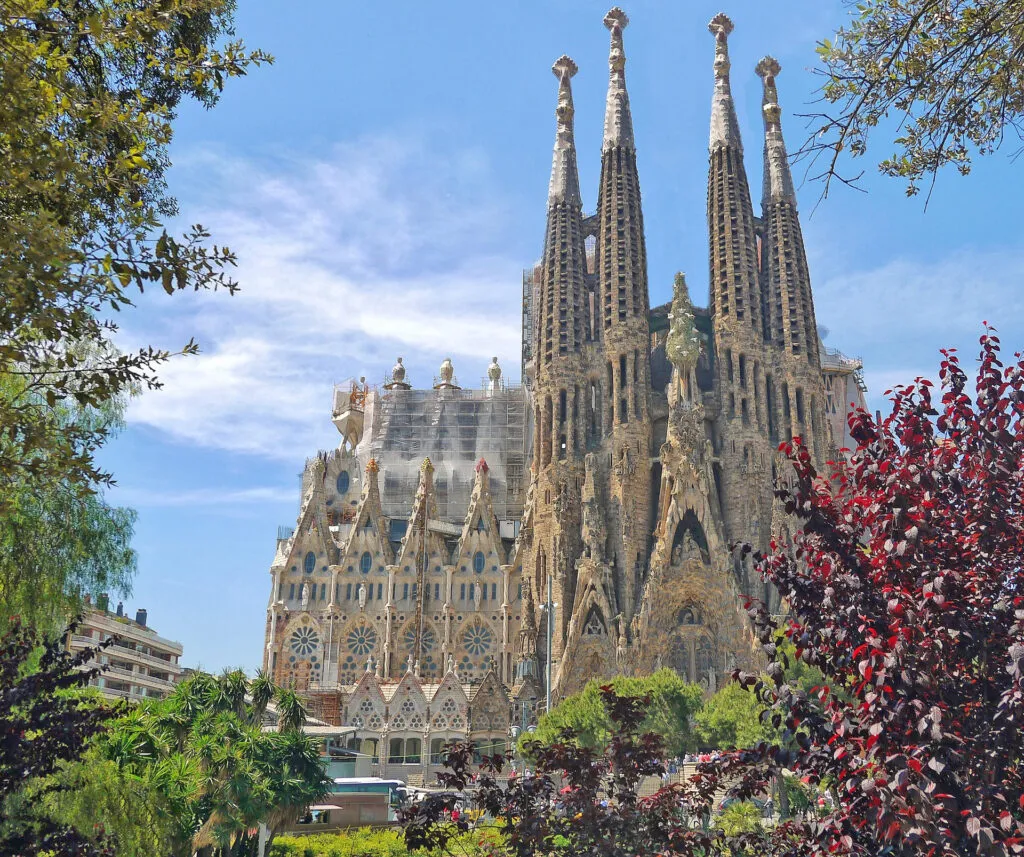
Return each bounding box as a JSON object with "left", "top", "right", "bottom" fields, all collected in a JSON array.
[
  {"left": 366, "top": 457, "right": 379, "bottom": 474},
  {"left": 602, "top": 8, "right": 634, "bottom": 151},
  {"left": 476, "top": 458, "right": 489, "bottom": 474},
  {"left": 548, "top": 55, "right": 582, "bottom": 206},
  {"left": 709, "top": 13, "right": 734, "bottom": 80},
  {"left": 421, "top": 457, "right": 433, "bottom": 474},
  {"left": 756, "top": 56, "right": 783, "bottom": 132},
  {"left": 604, "top": 8, "right": 628, "bottom": 72},
  {"left": 552, "top": 54, "right": 578, "bottom": 82},
  {"left": 391, "top": 357, "right": 405, "bottom": 382},
  {"left": 439, "top": 357, "right": 454, "bottom": 384}
]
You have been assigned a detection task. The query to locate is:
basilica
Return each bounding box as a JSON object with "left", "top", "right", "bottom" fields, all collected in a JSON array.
[{"left": 261, "top": 9, "right": 867, "bottom": 770}]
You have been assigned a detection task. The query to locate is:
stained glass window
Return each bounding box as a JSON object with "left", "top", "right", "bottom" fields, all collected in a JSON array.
[{"left": 303, "top": 551, "right": 316, "bottom": 574}]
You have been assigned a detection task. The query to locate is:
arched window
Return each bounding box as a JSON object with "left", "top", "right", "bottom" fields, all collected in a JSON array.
[
  {"left": 303, "top": 551, "right": 316, "bottom": 574},
  {"left": 360, "top": 551, "right": 372, "bottom": 574},
  {"left": 336, "top": 471, "right": 350, "bottom": 495},
  {"left": 473, "top": 551, "right": 485, "bottom": 573}
]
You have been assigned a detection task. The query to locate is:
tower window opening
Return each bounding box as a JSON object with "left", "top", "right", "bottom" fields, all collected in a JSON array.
[
  {"left": 726, "top": 349, "right": 733, "bottom": 383},
  {"left": 558, "top": 390, "right": 567, "bottom": 423},
  {"left": 728, "top": 392, "right": 735, "bottom": 419},
  {"left": 741, "top": 398, "right": 750, "bottom": 426},
  {"left": 796, "top": 388, "right": 806, "bottom": 424},
  {"left": 619, "top": 354, "right": 627, "bottom": 391},
  {"left": 738, "top": 354, "right": 747, "bottom": 389},
  {"left": 620, "top": 398, "right": 628, "bottom": 424}
]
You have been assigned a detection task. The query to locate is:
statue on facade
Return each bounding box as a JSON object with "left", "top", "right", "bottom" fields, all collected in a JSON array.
[
  {"left": 357, "top": 582, "right": 367, "bottom": 611},
  {"left": 300, "top": 583, "right": 309, "bottom": 611}
]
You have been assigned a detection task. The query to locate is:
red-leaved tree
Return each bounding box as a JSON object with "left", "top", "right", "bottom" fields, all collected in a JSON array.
[{"left": 741, "top": 329, "right": 1024, "bottom": 856}]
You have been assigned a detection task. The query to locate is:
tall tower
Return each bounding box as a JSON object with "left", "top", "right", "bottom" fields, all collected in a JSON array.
[
  {"left": 595, "top": 8, "right": 652, "bottom": 619},
  {"left": 756, "top": 57, "right": 830, "bottom": 465},
  {"left": 706, "top": 14, "right": 774, "bottom": 555},
  {"left": 529, "top": 55, "right": 589, "bottom": 668}
]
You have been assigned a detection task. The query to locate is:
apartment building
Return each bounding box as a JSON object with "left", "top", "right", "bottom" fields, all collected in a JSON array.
[{"left": 69, "top": 600, "right": 184, "bottom": 702}]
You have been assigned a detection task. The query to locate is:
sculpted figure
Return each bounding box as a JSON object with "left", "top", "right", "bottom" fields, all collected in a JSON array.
[
  {"left": 300, "top": 583, "right": 309, "bottom": 611},
  {"left": 357, "top": 582, "right": 367, "bottom": 611}
]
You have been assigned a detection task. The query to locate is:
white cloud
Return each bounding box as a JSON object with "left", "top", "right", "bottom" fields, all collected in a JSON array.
[
  {"left": 813, "top": 246, "right": 1024, "bottom": 410},
  {"left": 124, "top": 138, "right": 527, "bottom": 459}
]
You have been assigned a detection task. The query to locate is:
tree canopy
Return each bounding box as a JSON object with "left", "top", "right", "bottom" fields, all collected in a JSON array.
[
  {"left": 732, "top": 329, "right": 1024, "bottom": 855},
  {"left": 0, "top": 0, "right": 269, "bottom": 500},
  {"left": 807, "top": 0, "right": 1024, "bottom": 199},
  {"left": 525, "top": 669, "right": 705, "bottom": 758},
  {"left": 78, "top": 670, "right": 330, "bottom": 857}
]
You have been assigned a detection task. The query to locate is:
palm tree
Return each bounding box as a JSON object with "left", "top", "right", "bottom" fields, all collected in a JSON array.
[
  {"left": 248, "top": 670, "right": 276, "bottom": 727},
  {"left": 273, "top": 689, "right": 309, "bottom": 734}
]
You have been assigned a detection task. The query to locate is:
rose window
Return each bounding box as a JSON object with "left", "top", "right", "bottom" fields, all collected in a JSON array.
[
  {"left": 359, "top": 699, "right": 375, "bottom": 715},
  {"left": 391, "top": 715, "right": 406, "bottom": 730},
  {"left": 402, "top": 625, "right": 436, "bottom": 652},
  {"left": 410, "top": 714, "right": 424, "bottom": 729},
  {"left": 289, "top": 626, "right": 321, "bottom": 657},
  {"left": 368, "top": 713, "right": 383, "bottom": 730},
  {"left": 401, "top": 699, "right": 416, "bottom": 715},
  {"left": 461, "top": 621, "right": 493, "bottom": 656},
  {"left": 351, "top": 715, "right": 364, "bottom": 728},
  {"left": 346, "top": 623, "right": 377, "bottom": 656},
  {"left": 441, "top": 698, "right": 458, "bottom": 715},
  {"left": 432, "top": 714, "right": 447, "bottom": 729},
  {"left": 450, "top": 714, "right": 465, "bottom": 730}
]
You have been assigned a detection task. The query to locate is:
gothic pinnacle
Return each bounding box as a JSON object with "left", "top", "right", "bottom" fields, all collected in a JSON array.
[
  {"left": 602, "top": 7, "right": 634, "bottom": 151},
  {"left": 548, "top": 55, "right": 582, "bottom": 207},
  {"left": 756, "top": 56, "right": 796, "bottom": 205},
  {"left": 708, "top": 13, "right": 742, "bottom": 152}
]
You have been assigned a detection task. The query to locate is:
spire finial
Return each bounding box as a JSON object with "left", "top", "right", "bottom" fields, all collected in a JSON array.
[
  {"left": 707, "top": 13, "right": 742, "bottom": 152},
  {"left": 709, "top": 13, "right": 734, "bottom": 79},
  {"left": 756, "top": 56, "right": 795, "bottom": 204},
  {"left": 756, "top": 56, "right": 783, "bottom": 133},
  {"left": 602, "top": 8, "right": 635, "bottom": 151},
  {"left": 548, "top": 55, "right": 582, "bottom": 206}
]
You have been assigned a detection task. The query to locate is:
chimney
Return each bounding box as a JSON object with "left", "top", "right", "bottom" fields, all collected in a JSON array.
[
  {"left": 135, "top": 608, "right": 148, "bottom": 628},
  {"left": 115, "top": 601, "right": 123, "bottom": 617}
]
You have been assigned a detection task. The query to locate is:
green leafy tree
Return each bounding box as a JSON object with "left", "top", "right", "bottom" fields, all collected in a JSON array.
[
  {"left": 90, "top": 669, "right": 330, "bottom": 857},
  {"left": 694, "top": 681, "right": 774, "bottom": 751},
  {"left": 806, "top": 0, "right": 1024, "bottom": 199},
  {"left": 0, "top": 0, "right": 270, "bottom": 500},
  {"left": 0, "top": 618, "right": 116, "bottom": 857},
  {"left": 526, "top": 669, "right": 704, "bottom": 757},
  {"left": 0, "top": 373, "right": 136, "bottom": 628}
]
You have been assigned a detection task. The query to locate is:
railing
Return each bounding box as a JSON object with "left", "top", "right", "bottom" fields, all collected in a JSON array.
[{"left": 105, "top": 641, "right": 183, "bottom": 674}]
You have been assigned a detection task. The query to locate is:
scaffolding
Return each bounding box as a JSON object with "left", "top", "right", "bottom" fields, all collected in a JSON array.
[{"left": 358, "top": 381, "right": 529, "bottom": 524}]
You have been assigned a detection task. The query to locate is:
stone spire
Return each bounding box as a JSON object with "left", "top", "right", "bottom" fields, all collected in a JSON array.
[
  {"left": 602, "top": 8, "right": 634, "bottom": 152},
  {"left": 708, "top": 13, "right": 742, "bottom": 152},
  {"left": 756, "top": 57, "right": 795, "bottom": 205},
  {"left": 548, "top": 55, "right": 581, "bottom": 206},
  {"left": 706, "top": 12, "right": 761, "bottom": 338},
  {"left": 756, "top": 57, "right": 816, "bottom": 361},
  {"left": 756, "top": 58, "right": 828, "bottom": 463},
  {"left": 536, "top": 55, "right": 588, "bottom": 370}
]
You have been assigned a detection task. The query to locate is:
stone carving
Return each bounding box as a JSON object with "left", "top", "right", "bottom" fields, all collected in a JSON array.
[
  {"left": 439, "top": 357, "right": 454, "bottom": 385},
  {"left": 300, "top": 583, "right": 309, "bottom": 611},
  {"left": 357, "top": 582, "right": 367, "bottom": 611}
]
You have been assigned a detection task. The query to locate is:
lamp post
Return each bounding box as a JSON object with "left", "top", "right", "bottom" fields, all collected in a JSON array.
[{"left": 539, "top": 577, "right": 557, "bottom": 715}]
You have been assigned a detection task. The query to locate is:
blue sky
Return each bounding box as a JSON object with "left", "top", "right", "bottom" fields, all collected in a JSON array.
[{"left": 100, "top": 0, "right": 1024, "bottom": 673}]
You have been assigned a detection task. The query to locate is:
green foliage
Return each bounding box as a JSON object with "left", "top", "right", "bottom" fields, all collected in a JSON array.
[
  {"left": 92, "top": 669, "right": 330, "bottom": 856},
  {"left": 712, "top": 801, "right": 763, "bottom": 837},
  {"left": 38, "top": 748, "right": 174, "bottom": 857},
  {"left": 525, "top": 669, "right": 704, "bottom": 757},
  {"left": 809, "top": 0, "right": 1024, "bottom": 198},
  {"left": 0, "top": 372, "right": 136, "bottom": 629},
  {"left": 694, "top": 680, "right": 774, "bottom": 750},
  {"left": 0, "top": 0, "right": 270, "bottom": 499},
  {"left": 271, "top": 827, "right": 499, "bottom": 857}
]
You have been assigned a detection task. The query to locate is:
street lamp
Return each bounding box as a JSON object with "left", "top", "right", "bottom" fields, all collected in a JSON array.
[{"left": 538, "top": 577, "right": 558, "bottom": 715}]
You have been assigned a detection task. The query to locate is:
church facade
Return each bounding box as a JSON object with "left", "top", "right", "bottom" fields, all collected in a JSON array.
[{"left": 262, "top": 10, "right": 867, "bottom": 746}]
